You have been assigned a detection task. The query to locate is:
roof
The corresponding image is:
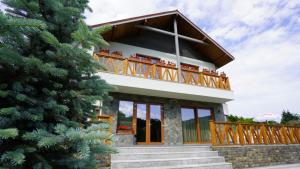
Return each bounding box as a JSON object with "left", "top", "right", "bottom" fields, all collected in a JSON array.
[{"left": 91, "top": 10, "right": 234, "bottom": 68}]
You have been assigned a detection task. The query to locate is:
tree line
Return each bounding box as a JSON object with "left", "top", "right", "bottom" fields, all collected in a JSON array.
[{"left": 227, "top": 110, "right": 300, "bottom": 125}]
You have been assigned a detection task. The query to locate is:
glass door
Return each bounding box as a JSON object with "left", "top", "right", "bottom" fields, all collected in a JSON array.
[
  {"left": 135, "top": 103, "right": 163, "bottom": 144},
  {"left": 181, "top": 108, "right": 198, "bottom": 143},
  {"left": 181, "top": 107, "right": 213, "bottom": 144},
  {"left": 136, "top": 103, "right": 147, "bottom": 143},
  {"left": 150, "top": 105, "right": 162, "bottom": 143},
  {"left": 197, "top": 109, "right": 212, "bottom": 143}
]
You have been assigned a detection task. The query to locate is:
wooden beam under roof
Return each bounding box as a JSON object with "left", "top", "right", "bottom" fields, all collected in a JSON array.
[
  {"left": 135, "top": 25, "right": 207, "bottom": 45},
  {"left": 92, "top": 10, "right": 235, "bottom": 68}
]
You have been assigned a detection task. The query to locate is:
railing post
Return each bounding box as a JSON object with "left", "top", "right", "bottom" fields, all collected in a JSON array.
[
  {"left": 93, "top": 52, "right": 99, "bottom": 61},
  {"left": 226, "top": 77, "right": 231, "bottom": 90},
  {"left": 123, "top": 59, "right": 128, "bottom": 75},
  {"left": 209, "top": 120, "right": 217, "bottom": 146},
  {"left": 280, "top": 126, "right": 288, "bottom": 144},
  {"left": 296, "top": 127, "right": 300, "bottom": 144},
  {"left": 237, "top": 122, "right": 244, "bottom": 145},
  {"left": 261, "top": 124, "right": 268, "bottom": 145},
  {"left": 199, "top": 72, "right": 204, "bottom": 86}
]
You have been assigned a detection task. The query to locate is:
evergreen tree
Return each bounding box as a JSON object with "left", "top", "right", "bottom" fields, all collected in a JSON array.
[
  {"left": 281, "top": 110, "right": 300, "bottom": 124},
  {"left": 0, "top": 0, "right": 115, "bottom": 168}
]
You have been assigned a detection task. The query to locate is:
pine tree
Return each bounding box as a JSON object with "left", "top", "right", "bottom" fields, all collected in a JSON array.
[{"left": 0, "top": 0, "right": 115, "bottom": 168}]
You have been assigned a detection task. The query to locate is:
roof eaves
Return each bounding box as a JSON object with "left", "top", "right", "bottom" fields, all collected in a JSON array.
[{"left": 90, "top": 10, "right": 178, "bottom": 28}]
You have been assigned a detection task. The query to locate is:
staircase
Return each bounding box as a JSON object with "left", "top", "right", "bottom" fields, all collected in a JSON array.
[{"left": 111, "top": 146, "right": 232, "bottom": 169}]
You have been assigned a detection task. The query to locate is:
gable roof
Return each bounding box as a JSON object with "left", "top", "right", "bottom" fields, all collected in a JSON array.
[{"left": 91, "top": 10, "right": 234, "bottom": 68}]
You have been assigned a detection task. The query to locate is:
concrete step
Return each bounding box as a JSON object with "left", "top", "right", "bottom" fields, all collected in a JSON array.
[
  {"left": 112, "top": 151, "right": 219, "bottom": 160},
  {"left": 117, "top": 146, "right": 211, "bottom": 153},
  {"left": 111, "top": 156, "right": 225, "bottom": 169},
  {"left": 126, "top": 162, "right": 233, "bottom": 169}
]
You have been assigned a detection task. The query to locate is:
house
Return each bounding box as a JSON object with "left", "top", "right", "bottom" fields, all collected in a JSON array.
[
  {"left": 91, "top": 10, "right": 234, "bottom": 146},
  {"left": 91, "top": 10, "right": 300, "bottom": 169}
]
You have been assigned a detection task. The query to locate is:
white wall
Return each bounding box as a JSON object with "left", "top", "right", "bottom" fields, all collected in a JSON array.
[{"left": 103, "top": 42, "right": 216, "bottom": 70}]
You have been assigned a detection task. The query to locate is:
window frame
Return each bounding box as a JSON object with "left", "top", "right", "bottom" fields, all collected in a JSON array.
[{"left": 117, "top": 100, "right": 135, "bottom": 134}]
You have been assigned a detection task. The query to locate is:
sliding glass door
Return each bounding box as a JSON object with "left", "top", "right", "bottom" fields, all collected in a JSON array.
[
  {"left": 181, "top": 108, "right": 198, "bottom": 143},
  {"left": 181, "top": 107, "right": 213, "bottom": 143},
  {"left": 197, "top": 109, "right": 212, "bottom": 143}
]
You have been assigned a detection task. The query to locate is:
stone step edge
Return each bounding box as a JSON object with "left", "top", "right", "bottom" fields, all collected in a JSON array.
[
  {"left": 111, "top": 156, "right": 223, "bottom": 163},
  {"left": 113, "top": 151, "right": 218, "bottom": 155},
  {"left": 122, "top": 162, "right": 232, "bottom": 169},
  {"left": 117, "top": 146, "right": 210, "bottom": 149}
]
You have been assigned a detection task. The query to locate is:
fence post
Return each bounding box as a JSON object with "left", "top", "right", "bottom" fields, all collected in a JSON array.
[
  {"left": 209, "top": 120, "right": 217, "bottom": 146},
  {"left": 237, "top": 122, "right": 244, "bottom": 145},
  {"left": 297, "top": 127, "right": 300, "bottom": 144},
  {"left": 123, "top": 59, "right": 128, "bottom": 75},
  {"left": 295, "top": 127, "right": 300, "bottom": 144},
  {"left": 261, "top": 124, "right": 268, "bottom": 145},
  {"left": 280, "top": 126, "right": 288, "bottom": 144}
]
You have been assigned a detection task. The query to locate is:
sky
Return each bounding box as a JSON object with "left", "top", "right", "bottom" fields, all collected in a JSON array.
[{"left": 85, "top": 0, "right": 300, "bottom": 122}]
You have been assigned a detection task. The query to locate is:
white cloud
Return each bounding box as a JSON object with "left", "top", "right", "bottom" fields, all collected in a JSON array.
[
  {"left": 84, "top": 0, "right": 175, "bottom": 25},
  {"left": 85, "top": 0, "right": 300, "bottom": 121},
  {"left": 254, "top": 113, "right": 281, "bottom": 122}
]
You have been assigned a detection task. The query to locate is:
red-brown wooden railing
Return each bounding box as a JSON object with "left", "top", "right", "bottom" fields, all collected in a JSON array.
[
  {"left": 209, "top": 120, "right": 300, "bottom": 146},
  {"left": 93, "top": 53, "right": 231, "bottom": 90}
]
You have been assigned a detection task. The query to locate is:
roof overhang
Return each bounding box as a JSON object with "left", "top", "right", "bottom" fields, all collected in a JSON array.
[{"left": 91, "top": 10, "right": 234, "bottom": 68}]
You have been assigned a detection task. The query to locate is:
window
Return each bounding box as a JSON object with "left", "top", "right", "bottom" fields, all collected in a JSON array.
[
  {"left": 117, "top": 101, "right": 134, "bottom": 133},
  {"left": 181, "top": 107, "right": 214, "bottom": 143}
]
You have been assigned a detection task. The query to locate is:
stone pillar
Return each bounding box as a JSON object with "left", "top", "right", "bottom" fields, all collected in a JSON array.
[
  {"left": 103, "top": 99, "right": 119, "bottom": 134},
  {"left": 163, "top": 99, "right": 183, "bottom": 145},
  {"left": 213, "top": 103, "right": 227, "bottom": 122}
]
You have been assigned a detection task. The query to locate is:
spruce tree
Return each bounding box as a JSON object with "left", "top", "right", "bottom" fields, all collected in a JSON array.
[{"left": 0, "top": 0, "right": 115, "bottom": 168}]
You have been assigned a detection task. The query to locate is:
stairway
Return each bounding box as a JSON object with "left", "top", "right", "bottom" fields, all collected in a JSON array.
[{"left": 111, "top": 146, "right": 232, "bottom": 169}]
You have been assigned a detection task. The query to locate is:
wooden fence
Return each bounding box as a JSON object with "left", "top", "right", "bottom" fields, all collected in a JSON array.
[
  {"left": 93, "top": 53, "right": 231, "bottom": 90},
  {"left": 209, "top": 120, "right": 300, "bottom": 146},
  {"left": 97, "top": 115, "right": 114, "bottom": 145}
]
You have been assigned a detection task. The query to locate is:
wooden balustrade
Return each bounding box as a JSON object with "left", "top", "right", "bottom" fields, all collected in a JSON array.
[
  {"left": 209, "top": 120, "right": 300, "bottom": 146},
  {"left": 96, "top": 115, "right": 114, "bottom": 145},
  {"left": 94, "top": 53, "right": 231, "bottom": 90}
]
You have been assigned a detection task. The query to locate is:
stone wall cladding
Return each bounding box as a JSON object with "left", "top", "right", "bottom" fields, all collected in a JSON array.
[
  {"left": 213, "top": 145, "right": 300, "bottom": 169},
  {"left": 164, "top": 99, "right": 183, "bottom": 145},
  {"left": 104, "top": 92, "right": 226, "bottom": 145},
  {"left": 114, "top": 134, "right": 134, "bottom": 146}
]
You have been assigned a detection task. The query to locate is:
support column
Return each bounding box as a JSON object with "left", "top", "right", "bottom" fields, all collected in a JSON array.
[{"left": 174, "top": 18, "right": 182, "bottom": 82}]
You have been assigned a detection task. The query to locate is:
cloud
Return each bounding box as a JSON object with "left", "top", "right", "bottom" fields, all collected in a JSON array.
[
  {"left": 85, "top": 0, "right": 300, "bottom": 121},
  {"left": 255, "top": 113, "right": 281, "bottom": 122},
  {"left": 84, "top": 0, "right": 175, "bottom": 25}
]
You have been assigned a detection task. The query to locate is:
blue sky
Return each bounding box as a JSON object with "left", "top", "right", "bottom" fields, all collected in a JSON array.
[{"left": 85, "top": 0, "right": 300, "bottom": 122}]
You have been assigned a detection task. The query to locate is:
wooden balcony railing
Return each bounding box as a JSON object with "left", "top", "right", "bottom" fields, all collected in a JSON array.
[
  {"left": 93, "top": 53, "right": 231, "bottom": 90},
  {"left": 209, "top": 120, "right": 300, "bottom": 146}
]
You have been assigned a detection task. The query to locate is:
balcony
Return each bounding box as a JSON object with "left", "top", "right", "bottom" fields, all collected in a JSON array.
[{"left": 94, "top": 50, "right": 233, "bottom": 103}]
